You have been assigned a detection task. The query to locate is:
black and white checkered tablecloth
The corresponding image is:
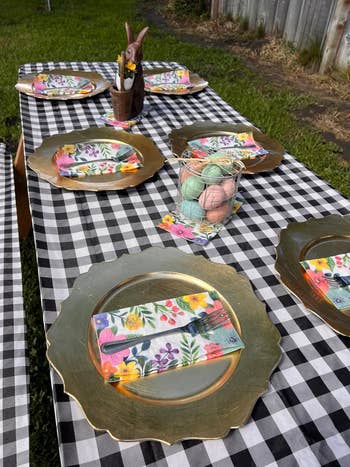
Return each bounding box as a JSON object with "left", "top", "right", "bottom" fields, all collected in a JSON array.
[
  {"left": 0, "top": 144, "right": 30, "bottom": 466},
  {"left": 19, "top": 62, "right": 350, "bottom": 466}
]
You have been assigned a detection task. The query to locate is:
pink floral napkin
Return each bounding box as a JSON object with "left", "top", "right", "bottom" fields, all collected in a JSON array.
[
  {"left": 32, "top": 73, "right": 94, "bottom": 96},
  {"left": 54, "top": 142, "right": 142, "bottom": 178},
  {"left": 93, "top": 290, "right": 244, "bottom": 382},
  {"left": 300, "top": 253, "right": 350, "bottom": 311},
  {"left": 188, "top": 133, "right": 268, "bottom": 160},
  {"left": 158, "top": 193, "right": 245, "bottom": 246},
  {"left": 144, "top": 69, "right": 192, "bottom": 92}
]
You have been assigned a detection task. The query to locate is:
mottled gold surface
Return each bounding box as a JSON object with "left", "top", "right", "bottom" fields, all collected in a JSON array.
[
  {"left": 144, "top": 68, "right": 208, "bottom": 95},
  {"left": 275, "top": 215, "right": 350, "bottom": 336},
  {"left": 27, "top": 128, "right": 165, "bottom": 191},
  {"left": 15, "top": 68, "right": 110, "bottom": 100},
  {"left": 47, "top": 247, "right": 281, "bottom": 444},
  {"left": 169, "top": 121, "right": 284, "bottom": 174}
]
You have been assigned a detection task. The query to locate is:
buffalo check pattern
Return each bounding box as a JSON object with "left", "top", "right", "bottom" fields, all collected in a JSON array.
[
  {"left": 0, "top": 144, "right": 29, "bottom": 466},
  {"left": 19, "top": 62, "right": 350, "bottom": 466}
]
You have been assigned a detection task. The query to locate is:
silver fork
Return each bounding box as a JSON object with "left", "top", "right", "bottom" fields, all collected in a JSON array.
[
  {"left": 100, "top": 308, "right": 230, "bottom": 354},
  {"left": 323, "top": 273, "right": 350, "bottom": 288}
]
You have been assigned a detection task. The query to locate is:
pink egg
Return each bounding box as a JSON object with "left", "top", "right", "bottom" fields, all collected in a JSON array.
[
  {"left": 206, "top": 202, "right": 231, "bottom": 224},
  {"left": 199, "top": 185, "right": 225, "bottom": 210},
  {"left": 221, "top": 178, "right": 236, "bottom": 199},
  {"left": 180, "top": 161, "right": 203, "bottom": 183},
  {"left": 186, "top": 160, "right": 203, "bottom": 173},
  {"left": 180, "top": 169, "right": 192, "bottom": 184}
]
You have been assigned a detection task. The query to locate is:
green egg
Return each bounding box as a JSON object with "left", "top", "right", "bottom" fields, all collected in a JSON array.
[
  {"left": 201, "top": 164, "right": 223, "bottom": 184},
  {"left": 209, "top": 151, "right": 234, "bottom": 173},
  {"left": 180, "top": 200, "right": 204, "bottom": 220},
  {"left": 181, "top": 176, "right": 205, "bottom": 200}
]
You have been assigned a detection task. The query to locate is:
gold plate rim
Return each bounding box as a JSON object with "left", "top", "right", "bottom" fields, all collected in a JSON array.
[
  {"left": 15, "top": 68, "right": 111, "bottom": 100},
  {"left": 46, "top": 247, "right": 281, "bottom": 444},
  {"left": 168, "top": 121, "right": 284, "bottom": 174},
  {"left": 27, "top": 128, "right": 165, "bottom": 191},
  {"left": 144, "top": 68, "right": 208, "bottom": 95},
  {"left": 275, "top": 214, "right": 350, "bottom": 336}
]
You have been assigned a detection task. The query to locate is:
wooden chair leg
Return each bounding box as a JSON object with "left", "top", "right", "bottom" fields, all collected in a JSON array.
[{"left": 14, "top": 134, "right": 32, "bottom": 240}]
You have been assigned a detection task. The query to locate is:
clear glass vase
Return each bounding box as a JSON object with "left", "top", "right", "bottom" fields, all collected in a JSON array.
[{"left": 176, "top": 156, "right": 244, "bottom": 226}]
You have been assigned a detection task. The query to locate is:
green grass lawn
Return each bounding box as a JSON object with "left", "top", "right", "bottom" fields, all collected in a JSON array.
[{"left": 1, "top": 0, "right": 349, "bottom": 465}]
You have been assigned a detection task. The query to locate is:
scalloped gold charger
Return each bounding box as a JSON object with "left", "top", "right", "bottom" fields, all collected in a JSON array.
[
  {"left": 144, "top": 68, "right": 208, "bottom": 95},
  {"left": 47, "top": 247, "right": 281, "bottom": 444},
  {"left": 169, "top": 121, "right": 284, "bottom": 174},
  {"left": 15, "top": 68, "right": 110, "bottom": 100},
  {"left": 27, "top": 128, "right": 165, "bottom": 191},
  {"left": 275, "top": 215, "right": 350, "bottom": 336}
]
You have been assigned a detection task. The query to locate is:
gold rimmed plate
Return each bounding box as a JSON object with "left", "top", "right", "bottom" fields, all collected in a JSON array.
[
  {"left": 275, "top": 215, "right": 350, "bottom": 336},
  {"left": 16, "top": 68, "right": 111, "bottom": 100},
  {"left": 47, "top": 247, "right": 281, "bottom": 444},
  {"left": 144, "top": 68, "right": 208, "bottom": 95},
  {"left": 27, "top": 127, "right": 165, "bottom": 191},
  {"left": 169, "top": 121, "right": 284, "bottom": 174}
]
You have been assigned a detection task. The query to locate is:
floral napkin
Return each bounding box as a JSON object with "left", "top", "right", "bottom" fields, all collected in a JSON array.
[
  {"left": 144, "top": 69, "right": 192, "bottom": 92},
  {"left": 187, "top": 133, "right": 268, "bottom": 160},
  {"left": 99, "top": 104, "right": 151, "bottom": 129},
  {"left": 93, "top": 290, "right": 244, "bottom": 382},
  {"left": 32, "top": 73, "right": 94, "bottom": 96},
  {"left": 300, "top": 253, "right": 350, "bottom": 311},
  {"left": 54, "top": 142, "right": 142, "bottom": 178},
  {"left": 158, "top": 193, "right": 245, "bottom": 246}
]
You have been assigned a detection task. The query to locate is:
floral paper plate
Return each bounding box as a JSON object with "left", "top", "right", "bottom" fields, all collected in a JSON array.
[
  {"left": 275, "top": 215, "right": 350, "bottom": 336},
  {"left": 47, "top": 247, "right": 281, "bottom": 444}
]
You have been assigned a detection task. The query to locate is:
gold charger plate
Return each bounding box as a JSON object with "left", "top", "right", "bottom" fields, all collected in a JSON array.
[
  {"left": 27, "top": 127, "right": 165, "bottom": 191},
  {"left": 144, "top": 67, "right": 208, "bottom": 95},
  {"left": 15, "top": 68, "right": 110, "bottom": 100},
  {"left": 169, "top": 121, "right": 284, "bottom": 174},
  {"left": 47, "top": 247, "right": 281, "bottom": 444},
  {"left": 275, "top": 215, "right": 350, "bottom": 336}
]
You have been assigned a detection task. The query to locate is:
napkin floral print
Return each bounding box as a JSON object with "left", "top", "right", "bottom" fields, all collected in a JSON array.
[
  {"left": 54, "top": 142, "right": 142, "bottom": 177},
  {"left": 93, "top": 290, "right": 244, "bottom": 382},
  {"left": 144, "top": 69, "right": 192, "bottom": 92},
  {"left": 158, "top": 193, "right": 245, "bottom": 245},
  {"left": 188, "top": 133, "right": 268, "bottom": 160},
  {"left": 300, "top": 253, "right": 350, "bottom": 311},
  {"left": 32, "top": 73, "right": 94, "bottom": 96}
]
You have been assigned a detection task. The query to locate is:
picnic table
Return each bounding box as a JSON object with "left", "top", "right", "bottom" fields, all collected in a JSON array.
[{"left": 18, "top": 61, "right": 350, "bottom": 466}]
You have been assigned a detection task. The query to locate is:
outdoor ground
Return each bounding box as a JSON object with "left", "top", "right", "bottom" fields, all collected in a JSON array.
[{"left": 144, "top": 0, "right": 350, "bottom": 162}]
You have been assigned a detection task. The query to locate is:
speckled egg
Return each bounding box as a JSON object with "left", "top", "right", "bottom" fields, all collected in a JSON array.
[
  {"left": 209, "top": 151, "right": 234, "bottom": 173},
  {"left": 181, "top": 176, "right": 205, "bottom": 200},
  {"left": 199, "top": 185, "right": 226, "bottom": 210},
  {"left": 180, "top": 169, "right": 192, "bottom": 184},
  {"left": 201, "top": 164, "right": 223, "bottom": 184},
  {"left": 206, "top": 202, "right": 231, "bottom": 224},
  {"left": 221, "top": 178, "right": 236, "bottom": 199},
  {"left": 180, "top": 200, "right": 204, "bottom": 220},
  {"left": 186, "top": 160, "right": 203, "bottom": 173}
]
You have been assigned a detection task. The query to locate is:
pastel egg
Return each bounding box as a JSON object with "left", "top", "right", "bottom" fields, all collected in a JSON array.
[
  {"left": 221, "top": 178, "right": 236, "bottom": 199},
  {"left": 199, "top": 185, "right": 226, "bottom": 210},
  {"left": 206, "top": 202, "right": 231, "bottom": 224},
  {"left": 180, "top": 169, "right": 192, "bottom": 184},
  {"left": 201, "top": 164, "right": 223, "bottom": 184},
  {"left": 181, "top": 176, "right": 205, "bottom": 200},
  {"left": 180, "top": 200, "right": 204, "bottom": 220},
  {"left": 209, "top": 151, "right": 234, "bottom": 173},
  {"left": 186, "top": 160, "right": 203, "bottom": 174}
]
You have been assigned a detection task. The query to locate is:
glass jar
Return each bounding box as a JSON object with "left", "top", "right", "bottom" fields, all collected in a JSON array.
[{"left": 176, "top": 155, "right": 244, "bottom": 225}]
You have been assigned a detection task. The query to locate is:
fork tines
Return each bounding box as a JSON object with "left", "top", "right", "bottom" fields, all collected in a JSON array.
[{"left": 199, "top": 308, "right": 231, "bottom": 332}]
